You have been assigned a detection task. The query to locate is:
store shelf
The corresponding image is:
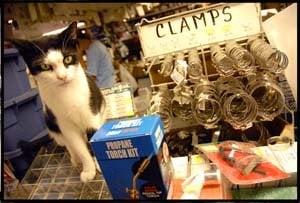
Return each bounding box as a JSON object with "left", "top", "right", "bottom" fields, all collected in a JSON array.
[
  {"left": 126, "top": 4, "right": 191, "bottom": 24},
  {"left": 4, "top": 88, "right": 47, "bottom": 159},
  {"left": 168, "top": 117, "right": 201, "bottom": 134}
]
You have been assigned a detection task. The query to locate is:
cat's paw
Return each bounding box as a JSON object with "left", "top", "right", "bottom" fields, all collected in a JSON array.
[
  {"left": 80, "top": 170, "right": 96, "bottom": 182},
  {"left": 70, "top": 157, "right": 80, "bottom": 167}
]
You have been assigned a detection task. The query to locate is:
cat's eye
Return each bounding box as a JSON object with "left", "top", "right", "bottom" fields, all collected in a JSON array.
[
  {"left": 64, "top": 55, "right": 74, "bottom": 65},
  {"left": 41, "top": 63, "right": 51, "bottom": 70}
]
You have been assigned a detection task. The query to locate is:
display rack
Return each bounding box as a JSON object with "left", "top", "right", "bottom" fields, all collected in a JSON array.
[
  {"left": 136, "top": 3, "right": 296, "bottom": 135},
  {"left": 136, "top": 3, "right": 264, "bottom": 89},
  {"left": 143, "top": 35, "right": 265, "bottom": 91}
]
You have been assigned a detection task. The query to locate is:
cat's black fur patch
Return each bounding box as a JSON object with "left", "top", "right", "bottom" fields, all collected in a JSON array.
[
  {"left": 86, "top": 128, "right": 97, "bottom": 140},
  {"left": 10, "top": 22, "right": 78, "bottom": 76},
  {"left": 85, "top": 73, "right": 103, "bottom": 115},
  {"left": 44, "top": 105, "right": 61, "bottom": 134}
]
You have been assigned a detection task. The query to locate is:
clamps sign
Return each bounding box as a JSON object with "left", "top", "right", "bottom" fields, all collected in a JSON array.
[{"left": 137, "top": 3, "right": 262, "bottom": 59}]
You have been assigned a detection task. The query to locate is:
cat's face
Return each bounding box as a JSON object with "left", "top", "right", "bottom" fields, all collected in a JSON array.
[{"left": 11, "top": 22, "right": 81, "bottom": 86}]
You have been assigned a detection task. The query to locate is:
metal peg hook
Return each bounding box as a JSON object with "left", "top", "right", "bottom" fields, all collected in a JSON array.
[{"left": 143, "top": 57, "right": 159, "bottom": 75}]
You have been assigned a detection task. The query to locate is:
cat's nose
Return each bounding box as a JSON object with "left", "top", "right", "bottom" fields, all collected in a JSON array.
[{"left": 57, "top": 75, "right": 67, "bottom": 81}]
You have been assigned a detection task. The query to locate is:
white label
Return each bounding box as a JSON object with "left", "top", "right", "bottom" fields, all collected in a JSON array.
[
  {"left": 232, "top": 143, "right": 239, "bottom": 149},
  {"left": 252, "top": 142, "right": 297, "bottom": 173},
  {"left": 102, "top": 85, "right": 134, "bottom": 119},
  {"left": 228, "top": 149, "right": 235, "bottom": 158},
  {"left": 198, "top": 101, "right": 205, "bottom": 111},
  {"left": 170, "top": 70, "right": 185, "bottom": 85},
  {"left": 106, "top": 130, "right": 122, "bottom": 136},
  {"left": 170, "top": 60, "right": 188, "bottom": 84},
  {"left": 271, "top": 143, "right": 297, "bottom": 173},
  {"left": 111, "top": 119, "right": 143, "bottom": 129},
  {"left": 137, "top": 3, "right": 261, "bottom": 58},
  {"left": 155, "top": 126, "right": 163, "bottom": 149}
]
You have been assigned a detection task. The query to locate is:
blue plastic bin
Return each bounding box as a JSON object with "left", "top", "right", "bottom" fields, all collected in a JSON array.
[
  {"left": 4, "top": 48, "right": 31, "bottom": 101},
  {"left": 4, "top": 88, "right": 48, "bottom": 160},
  {"left": 9, "top": 153, "right": 36, "bottom": 180}
]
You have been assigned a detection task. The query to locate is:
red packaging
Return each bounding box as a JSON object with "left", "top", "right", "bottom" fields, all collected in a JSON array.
[{"left": 206, "top": 152, "right": 289, "bottom": 185}]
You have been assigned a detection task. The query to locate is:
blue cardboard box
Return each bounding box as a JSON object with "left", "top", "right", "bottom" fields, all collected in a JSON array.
[{"left": 90, "top": 115, "right": 173, "bottom": 200}]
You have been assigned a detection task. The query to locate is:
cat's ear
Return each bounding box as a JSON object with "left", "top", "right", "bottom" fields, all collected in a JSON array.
[
  {"left": 9, "top": 38, "right": 29, "bottom": 49},
  {"left": 9, "top": 38, "right": 36, "bottom": 54},
  {"left": 60, "top": 21, "right": 77, "bottom": 40}
]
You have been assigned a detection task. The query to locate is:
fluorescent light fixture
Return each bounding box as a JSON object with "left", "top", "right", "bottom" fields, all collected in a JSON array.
[
  {"left": 261, "top": 9, "right": 278, "bottom": 17},
  {"left": 43, "top": 26, "right": 68, "bottom": 36},
  {"left": 77, "top": 22, "right": 86, "bottom": 28},
  {"left": 42, "top": 22, "right": 86, "bottom": 36}
]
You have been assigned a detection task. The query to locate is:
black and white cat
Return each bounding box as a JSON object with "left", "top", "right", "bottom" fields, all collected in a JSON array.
[{"left": 11, "top": 22, "right": 106, "bottom": 182}]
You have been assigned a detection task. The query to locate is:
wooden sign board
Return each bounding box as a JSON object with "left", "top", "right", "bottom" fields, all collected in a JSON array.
[{"left": 136, "top": 3, "right": 262, "bottom": 59}]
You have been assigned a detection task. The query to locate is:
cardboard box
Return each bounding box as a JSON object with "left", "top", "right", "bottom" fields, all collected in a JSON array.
[{"left": 90, "top": 115, "right": 173, "bottom": 200}]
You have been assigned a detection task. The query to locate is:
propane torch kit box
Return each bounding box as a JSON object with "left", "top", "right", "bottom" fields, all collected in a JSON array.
[{"left": 90, "top": 115, "right": 173, "bottom": 200}]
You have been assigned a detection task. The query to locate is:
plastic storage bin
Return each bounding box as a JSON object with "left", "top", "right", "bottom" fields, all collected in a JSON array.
[
  {"left": 4, "top": 88, "right": 48, "bottom": 160},
  {"left": 4, "top": 48, "right": 31, "bottom": 101}
]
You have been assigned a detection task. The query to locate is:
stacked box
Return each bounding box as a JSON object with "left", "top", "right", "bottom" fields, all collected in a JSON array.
[
  {"left": 4, "top": 48, "right": 31, "bottom": 101},
  {"left": 3, "top": 48, "right": 48, "bottom": 179},
  {"left": 90, "top": 115, "right": 173, "bottom": 200},
  {"left": 4, "top": 89, "right": 47, "bottom": 157}
]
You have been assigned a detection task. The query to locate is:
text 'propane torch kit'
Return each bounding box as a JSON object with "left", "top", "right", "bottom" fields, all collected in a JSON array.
[{"left": 90, "top": 115, "right": 174, "bottom": 200}]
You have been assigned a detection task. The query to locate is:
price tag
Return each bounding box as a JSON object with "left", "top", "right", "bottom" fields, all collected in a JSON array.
[
  {"left": 198, "top": 100, "right": 206, "bottom": 111},
  {"left": 171, "top": 60, "right": 188, "bottom": 85},
  {"left": 229, "top": 149, "right": 236, "bottom": 158},
  {"left": 270, "top": 143, "right": 297, "bottom": 173},
  {"left": 101, "top": 84, "right": 135, "bottom": 119}
]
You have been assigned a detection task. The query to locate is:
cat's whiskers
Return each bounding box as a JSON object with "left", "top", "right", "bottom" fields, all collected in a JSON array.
[{"left": 37, "top": 75, "right": 63, "bottom": 90}]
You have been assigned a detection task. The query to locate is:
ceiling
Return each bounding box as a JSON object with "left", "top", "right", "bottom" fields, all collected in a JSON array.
[{"left": 4, "top": 3, "right": 131, "bottom": 38}]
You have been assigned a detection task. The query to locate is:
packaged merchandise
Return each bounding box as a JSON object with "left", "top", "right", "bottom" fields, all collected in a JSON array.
[{"left": 90, "top": 115, "right": 173, "bottom": 200}]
